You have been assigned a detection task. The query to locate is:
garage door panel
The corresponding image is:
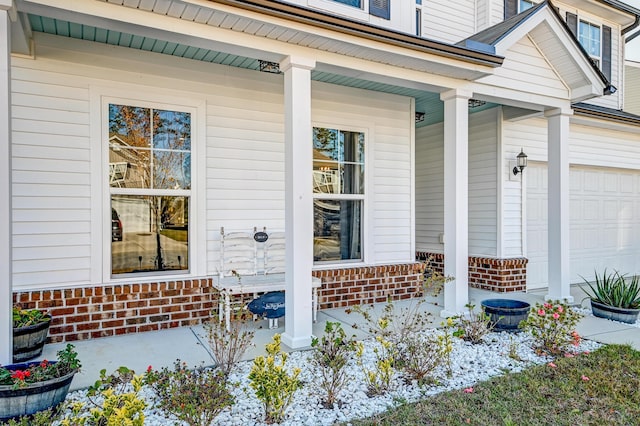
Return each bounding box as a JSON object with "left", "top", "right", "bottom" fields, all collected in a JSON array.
[{"left": 527, "top": 164, "right": 640, "bottom": 290}]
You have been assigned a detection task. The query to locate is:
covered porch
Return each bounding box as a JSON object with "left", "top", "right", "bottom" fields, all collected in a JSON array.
[{"left": 1, "top": 0, "right": 606, "bottom": 365}]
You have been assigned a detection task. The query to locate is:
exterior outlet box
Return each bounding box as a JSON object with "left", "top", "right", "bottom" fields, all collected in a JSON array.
[{"left": 439, "top": 233, "right": 445, "bottom": 244}]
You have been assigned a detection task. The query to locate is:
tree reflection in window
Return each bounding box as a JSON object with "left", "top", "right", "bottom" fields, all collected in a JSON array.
[{"left": 109, "top": 104, "right": 191, "bottom": 275}]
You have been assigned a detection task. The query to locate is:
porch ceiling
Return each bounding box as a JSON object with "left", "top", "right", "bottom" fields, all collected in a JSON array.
[{"left": 24, "top": 14, "right": 497, "bottom": 127}]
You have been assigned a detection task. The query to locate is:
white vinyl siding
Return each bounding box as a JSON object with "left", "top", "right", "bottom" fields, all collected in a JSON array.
[
  {"left": 479, "top": 36, "right": 569, "bottom": 100},
  {"left": 11, "top": 34, "right": 414, "bottom": 290},
  {"left": 415, "top": 108, "right": 498, "bottom": 256},
  {"left": 424, "top": 0, "right": 476, "bottom": 44},
  {"left": 468, "top": 108, "right": 498, "bottom": 256},
  {"left": 415, "top": 123, "right": 444, "bottom": 252},
  {"left": 624, "top": 62, "right": 640, "bottom": 115},
  {"left": 11, "top": 65, "right": 92, "bottom": 289}
]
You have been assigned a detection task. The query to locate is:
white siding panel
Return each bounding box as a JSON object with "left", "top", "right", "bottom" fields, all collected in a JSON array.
[
  {"left": 479, "top": 37, "right": 569, "bottom": 99},
  {"left": 11, "top": 62, "right": 92, "bottom": 290},
  {"left": 424, "top": 0, "right": 476, "bottom": 44},
  {"left": 415, "top": 123, "right": 444, "bottom": 252},
  {"left": 468, "top": 108, "right": 498, "bottom": 256},
  {"left": 624, "top": 63, "right": 640, "bottom": 115}
]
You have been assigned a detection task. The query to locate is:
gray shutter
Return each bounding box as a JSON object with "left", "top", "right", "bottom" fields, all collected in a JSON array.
[
  {"left": 602, "top": 25, "right": 612, "bottom": 81},
  {"left": 370, "top": 0, "right": 390, "bottom": 20},
  {"left": 566, "top": 12, "right": 577, "bottom": 37},
  {"left": 504, "top": 0, "right": 517, "bottom": 19}
]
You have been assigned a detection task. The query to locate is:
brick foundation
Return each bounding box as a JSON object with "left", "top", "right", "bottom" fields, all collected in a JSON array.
[
  {"left": 313, "top": 263, "right": 425, "bottom": 310},
  {"left": 13, "top": 262, "right": 426, "bottom": 343},
  {"left": 416, "top": 252, "right": 528, "bottom": 292}
]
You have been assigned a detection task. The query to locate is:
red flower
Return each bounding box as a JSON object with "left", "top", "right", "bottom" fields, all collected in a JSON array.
[
  {"left": 147, "top": 365, "right": 153, "bottom": 373},
  {"left": 40, "top": 360, "right": 49, "bottom": 368}
]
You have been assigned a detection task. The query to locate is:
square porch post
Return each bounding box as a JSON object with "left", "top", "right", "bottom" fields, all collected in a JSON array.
[
  {"left": 0, "top": 0, "right": 13, "bottom": 365},
  {"left": 281, "top": 56, "right": 316, "bottom": 349},
  {"left": 545, "top": 108, "right": 573, "bottom": 302},
  {"left": 440, "top": 89, "right": 472, "bottom": 316}
]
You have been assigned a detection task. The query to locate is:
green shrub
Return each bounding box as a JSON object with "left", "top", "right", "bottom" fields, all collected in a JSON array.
[
  {"left": 59, "top": 366, "right": 146, "bottom": 426},
  {"left": 520, "top": 301, "right": 582, "bottom": 355},
  {"left": 145, "top": 361, "right": 234, "bottom": 426},
  {"left": 310, "top": 321, "right": 357, "bottom": 407},
  {"left": 249, "top": 334, "right": 302, "bottom": 424}
]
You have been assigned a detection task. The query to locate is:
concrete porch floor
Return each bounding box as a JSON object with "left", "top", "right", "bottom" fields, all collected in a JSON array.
[{"left": 40, "top": 286, "right": 640, "bottom": 391}]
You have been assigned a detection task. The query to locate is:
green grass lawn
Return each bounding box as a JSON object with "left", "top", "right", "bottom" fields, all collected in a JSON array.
[{"left": 349, "top": 344, "right": 640, "bottom": 426}]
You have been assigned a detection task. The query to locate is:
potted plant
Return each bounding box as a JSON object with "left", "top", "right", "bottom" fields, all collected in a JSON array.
[
  {"left": 12, "top": 305, "right": 52, "bottom": 363},
  {"left": 0, "top": 344, "right": 81, "bottom": 421},
  {"left": 580, "top": 269, "right": 640, "bottom": 324}
]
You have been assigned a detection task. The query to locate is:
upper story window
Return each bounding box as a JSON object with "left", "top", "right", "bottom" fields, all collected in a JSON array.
[
  {"left": 415, "top": 0, "right": 422, "bottom": 37},
  {"left": 333, "top": 0, "right": 362, "bottom": 8},
  {"left": 579, "top": 20, "right": 602, "bottom": 66},
  {"left": 108, "top": 103, "right": 191, "bottom": 276},
  {"left": 566, "top": 13, "right": 612, "bottom": 82},
  {"left": 312, "top": 127, "right": 364, "bottom": 263},
  {"left": 519, "top": 0, "right": 535, "bottom": 12}
]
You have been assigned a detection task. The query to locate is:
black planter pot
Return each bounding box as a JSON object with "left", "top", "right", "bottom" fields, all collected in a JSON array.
[
  {"left": 13, "top": 315, "right": 52, "bottom": 363},
  {"left": 481, "top": 299, "right": 531, "bottom": 331},
  {"left": 0, "top": 362, "right": 76, "bottom": 421},
  {"left": 590, "top": 299, "right": 640, "bottom": 324}
]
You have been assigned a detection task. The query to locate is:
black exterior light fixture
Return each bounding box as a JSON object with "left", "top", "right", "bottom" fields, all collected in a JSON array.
[
  {"left": 513, "top": 148, "right": 528, "bottom": 175},
  {"left": 415, "top": 112, "right": 425, "bottom": 123}
]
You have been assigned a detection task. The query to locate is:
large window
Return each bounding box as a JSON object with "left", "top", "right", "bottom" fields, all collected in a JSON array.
[
  {"left": 579, "top": 20, "right": 601, "bottom": 66},
  {"left": 108, "top": 104, "right": 191, "bottom": 276},
  {"left": 312, "top": 127, "right": 364, "bottom": 262}
]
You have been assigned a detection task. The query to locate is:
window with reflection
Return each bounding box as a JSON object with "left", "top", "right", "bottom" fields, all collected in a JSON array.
[
  {"left": 579, "top": 20, "right": 601, "bottom": 66},
  {"left": 108, "top": 104, "right": 191, "bottom": 276},
  {"left": 313, "top": 127, "right": 364, "bottom": 262}
]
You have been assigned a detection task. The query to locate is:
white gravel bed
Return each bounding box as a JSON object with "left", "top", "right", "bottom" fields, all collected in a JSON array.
[{"left": 58, "top": 328, "right": 601, "bottom": 426}]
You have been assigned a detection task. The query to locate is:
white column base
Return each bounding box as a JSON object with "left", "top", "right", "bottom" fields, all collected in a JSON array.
[{"left": 281, "top": 333, "right": 313, "bottom": 349}]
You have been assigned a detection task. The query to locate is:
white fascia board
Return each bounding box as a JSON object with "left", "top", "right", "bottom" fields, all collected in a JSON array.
[{"left": 10, "top": 12, "right": 32, "bottom": 55}]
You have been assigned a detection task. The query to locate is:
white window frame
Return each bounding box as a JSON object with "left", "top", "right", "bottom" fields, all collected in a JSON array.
[
  {"left": 94, "top": 87, "right": 206, "bottom": 284},
  {"left": 311, "top": 124, "right": 368, "bottom": 266},
  {"left": 578, "top": 19, "right": 602, "bottom": 67}
]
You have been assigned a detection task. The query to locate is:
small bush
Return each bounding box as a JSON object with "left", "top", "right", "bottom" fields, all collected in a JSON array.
[
  {"left": 145, "top": 361, "right": 234, "bottom": 426},
  {"left": 59, "top": 366, "right": 146, "bottom": 426},
  {"left": 520, "top": 300, "right": 582, "bottom": 355},
  {"left": 249, "top": 334, "right": 302, "bottom": 424},
  {"left": 310, "top": 321, "right": 357, "bottom": 407},
  {"left": 397, "top": 331, "right": 449, "bottom": 385},
  {"left": 453, "top": 303, "right": 496, "bottom": 344},
  {"left": 205, "top": 314, "right": 254, "bottom": 379}
]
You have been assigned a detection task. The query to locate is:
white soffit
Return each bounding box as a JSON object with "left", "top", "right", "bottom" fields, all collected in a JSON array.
[{"left": 86, "top": 0, "right": 499, "bottom": 80}]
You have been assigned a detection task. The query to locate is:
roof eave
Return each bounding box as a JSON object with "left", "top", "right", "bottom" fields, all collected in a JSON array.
[{"left": 207, "top": 0, "right": 504, "bottom": 67}]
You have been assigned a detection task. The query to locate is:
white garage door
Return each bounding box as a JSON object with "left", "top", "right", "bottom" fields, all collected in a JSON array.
[{"left": 526, "top": 164, "right": 640, "bottom": 290}]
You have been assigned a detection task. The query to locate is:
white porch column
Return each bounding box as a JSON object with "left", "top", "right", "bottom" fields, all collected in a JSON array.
[
  {"left": 440, "top": 89, "right": 472, "bottom": 316},
  {"left": 0, "top": 0, "right": 13, "bottom": 365},
  {"left": 545, "top": 108, "right": 573, "bottom": 302},
  {"left": 280, "top": 56, "right": 315, "bottom": 349}
]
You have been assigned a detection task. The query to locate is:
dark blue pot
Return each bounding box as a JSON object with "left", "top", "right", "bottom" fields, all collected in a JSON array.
[{"left": 481, "top": 299, "right": 531, "bottom": 331}]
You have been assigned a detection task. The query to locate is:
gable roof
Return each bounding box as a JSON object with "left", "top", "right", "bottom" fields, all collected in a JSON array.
[{"left": 458, "top": 0, "right": 612, "bottom": 100}]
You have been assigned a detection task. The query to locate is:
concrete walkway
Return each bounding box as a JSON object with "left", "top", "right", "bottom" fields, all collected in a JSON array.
[{"left": 40, "top": 287, "right": 639, "bottom": 391}]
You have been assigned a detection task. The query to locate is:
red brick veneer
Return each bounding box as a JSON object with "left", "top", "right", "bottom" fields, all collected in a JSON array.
[
  {"left": 416, "top": 252, "right": 528, "bottom": 292},
  {"left": 12, "top": 263, "right": 426, "bottom": 343},
  {"left": 13, "top": 279, "right": 219, "bottom": 343},
  {"left": 312, "top": 263, "right": 425, "bottom": 310}
]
